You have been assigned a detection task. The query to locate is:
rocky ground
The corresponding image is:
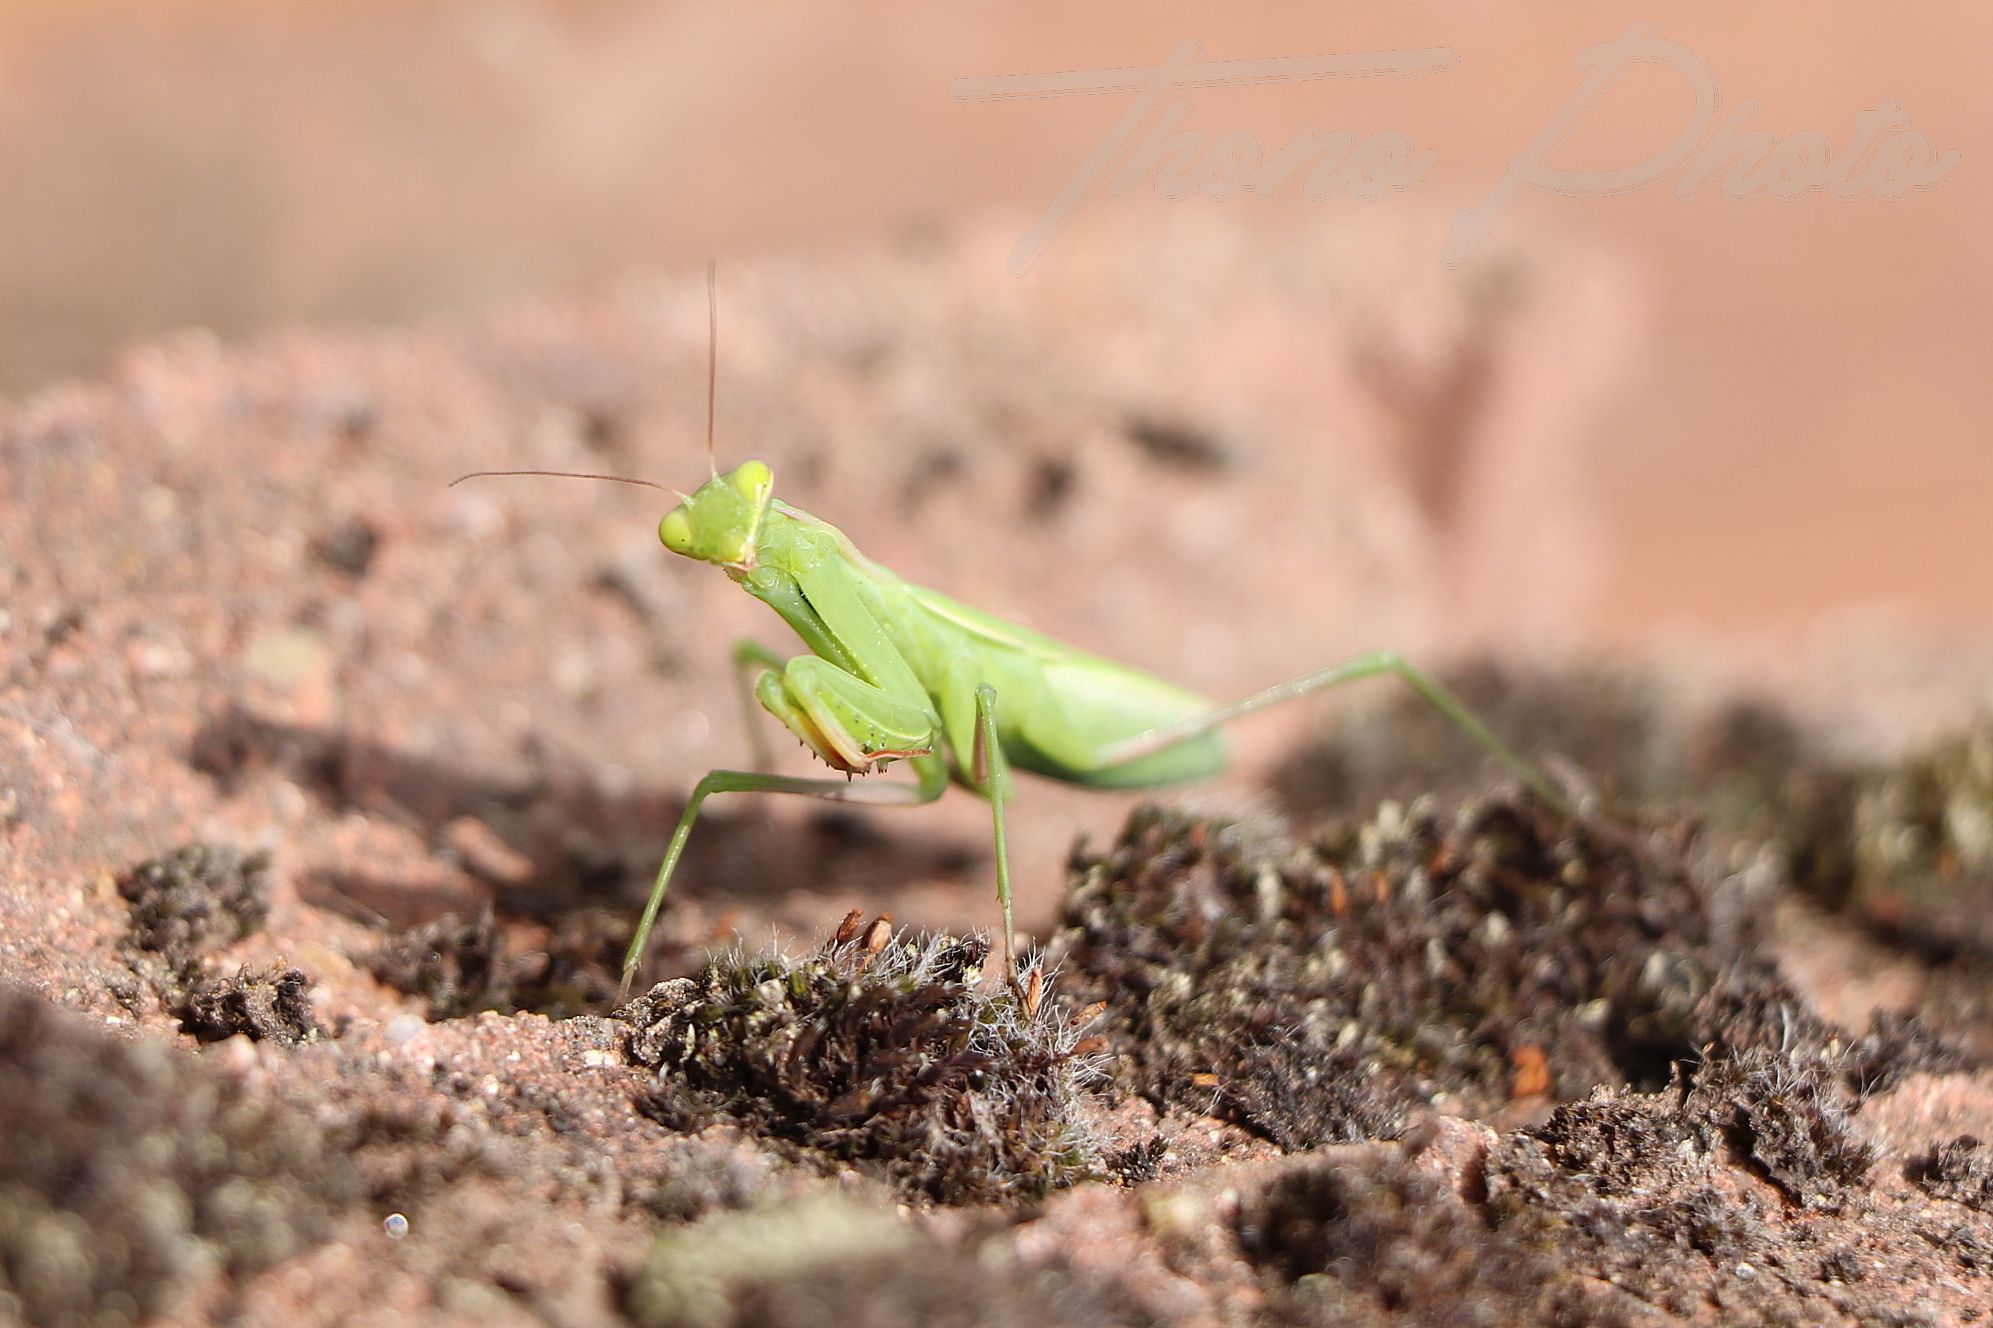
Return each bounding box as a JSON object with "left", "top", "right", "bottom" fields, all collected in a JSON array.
[{"left": 6, "top": 224, "right": 1993, "bottom": 1327}]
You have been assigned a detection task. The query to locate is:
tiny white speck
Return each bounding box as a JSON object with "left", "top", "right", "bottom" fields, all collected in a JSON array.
[{"left": 384, "top": 1213, "right": 409, "bottom": 1239}]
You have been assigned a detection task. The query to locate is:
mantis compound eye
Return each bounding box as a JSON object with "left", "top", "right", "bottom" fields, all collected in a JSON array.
[
  {"left": 659, "top": 507, "right": 695, "bottom": 556},
  {"left": 729, "top": 459, "right": 772, "bottom": 501}
]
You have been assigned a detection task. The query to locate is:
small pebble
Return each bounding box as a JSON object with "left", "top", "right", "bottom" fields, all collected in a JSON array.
[{"left": 385, "top": 1015, "right": 427, "bottom": 1048}]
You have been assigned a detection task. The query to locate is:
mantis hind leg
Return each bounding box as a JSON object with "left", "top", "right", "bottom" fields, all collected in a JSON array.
[
  {"left": 1094, "top": 649, "right": 1573, "bottom": 816},
  {"left": 619, "top": 759, "right": 948, "bottom": 1000}
]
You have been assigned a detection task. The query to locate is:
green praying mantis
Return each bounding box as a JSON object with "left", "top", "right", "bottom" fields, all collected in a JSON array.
[{"left": 459, "top": 268, "right": 1574, "bottom": 1000}]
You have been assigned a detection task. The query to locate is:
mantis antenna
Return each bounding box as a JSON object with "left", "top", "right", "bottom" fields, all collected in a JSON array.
[
  {"left": 448, "top": 470, "right": 679, "bottom": 495},
  {"left": 706, "top": 259, "right": 719, "bottom": 479}
]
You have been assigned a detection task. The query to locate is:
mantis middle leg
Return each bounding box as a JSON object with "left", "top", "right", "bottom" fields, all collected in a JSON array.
[
  {"left": 619, "top": 759, "right": 948, "bottom": 998},
  {"left": 970, "top": 683, "right": 1018, "bottom": 987},
  {"left": 730, "top": 639, "right": 786, "bottom": 769}
]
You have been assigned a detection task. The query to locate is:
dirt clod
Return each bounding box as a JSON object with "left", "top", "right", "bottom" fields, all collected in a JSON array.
[{"left": 309, "top": 518, "right": 383, "bottom": 577}]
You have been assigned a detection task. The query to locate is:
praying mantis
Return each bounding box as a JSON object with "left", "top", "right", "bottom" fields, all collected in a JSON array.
[{"left": 459, "top": 268, "right": 1574, "bottom": 1001}]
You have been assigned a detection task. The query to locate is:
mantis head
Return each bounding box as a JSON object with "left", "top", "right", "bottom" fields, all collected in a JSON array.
[{"left": 658, "top": 460, "right": 774, "bottom": 569}]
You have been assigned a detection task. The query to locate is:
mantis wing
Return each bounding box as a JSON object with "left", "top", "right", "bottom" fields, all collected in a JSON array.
[{"left": 907, "top": 586, "right": 1228, "bottom": 789}]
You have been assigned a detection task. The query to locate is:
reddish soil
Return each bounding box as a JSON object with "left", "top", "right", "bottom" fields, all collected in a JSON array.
[{"left": 6, "top": 225, "right": 1993, "bottom": 1327}]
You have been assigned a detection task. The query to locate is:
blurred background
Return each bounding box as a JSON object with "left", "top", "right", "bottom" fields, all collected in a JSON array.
[{"left": 2, "top": 0, "right": 1986, "bottom": 651}]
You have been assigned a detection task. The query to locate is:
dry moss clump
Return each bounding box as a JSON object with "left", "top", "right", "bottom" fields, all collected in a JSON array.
[
  {"left": 1050, "top": 793, "right": 1936, "bottom": 1148},
  {"left": 362, "top": 906, "right": 628, "bottom": 1019},
  {"left": 1503, "top": 1050, "right": 1873, "bottom": 1215},
  {"left": 1272, "top": 665, "right": 1993, "bottom": 967},
  {"left": 117, "top": 843, "right": 270, "bottom": 957},
  {"left": 0, "top": 987, "right": 356, "bottom": 1328},
  {"left": 113, "top": 843, "right": 323, "bottom": 1044},
  {"left": 1483, "top": 1051, "right": 1919, "bottom": 1323},
  {"left": 1694, "top": 1049, "right": 1877, "bottom": 1207},
  {"left": 622, "top": 929, "right": 1104, "bottom": 1205},
  {"left": 1768, "top": 718, "right": 1993, "bottom": 944},
  {"left": 1910, "top": 1136, "right": 1993, "bottom": 1212},
  {"left": 1268, "top": 662, "right": 1675, "bottom": 818},
  {"left": 1236, "top": 1150, "right": 1621, "bottom": 1327}
]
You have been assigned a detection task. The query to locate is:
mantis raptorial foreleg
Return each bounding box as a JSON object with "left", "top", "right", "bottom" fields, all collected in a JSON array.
[{"left": 1094, "top": 649, "right": 1575, "bottom": 818}]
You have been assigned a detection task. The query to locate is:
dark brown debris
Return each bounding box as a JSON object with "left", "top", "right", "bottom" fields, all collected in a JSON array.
[
  {"left": 175, "top": 963, "right": 324, "bottom": 1046},
  {"left": 1911, "top": 1136, "right": 1993, "bottom": 1213},
  {"left": 364, "top": 909, "right": 507, "bottom": 1021}
]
